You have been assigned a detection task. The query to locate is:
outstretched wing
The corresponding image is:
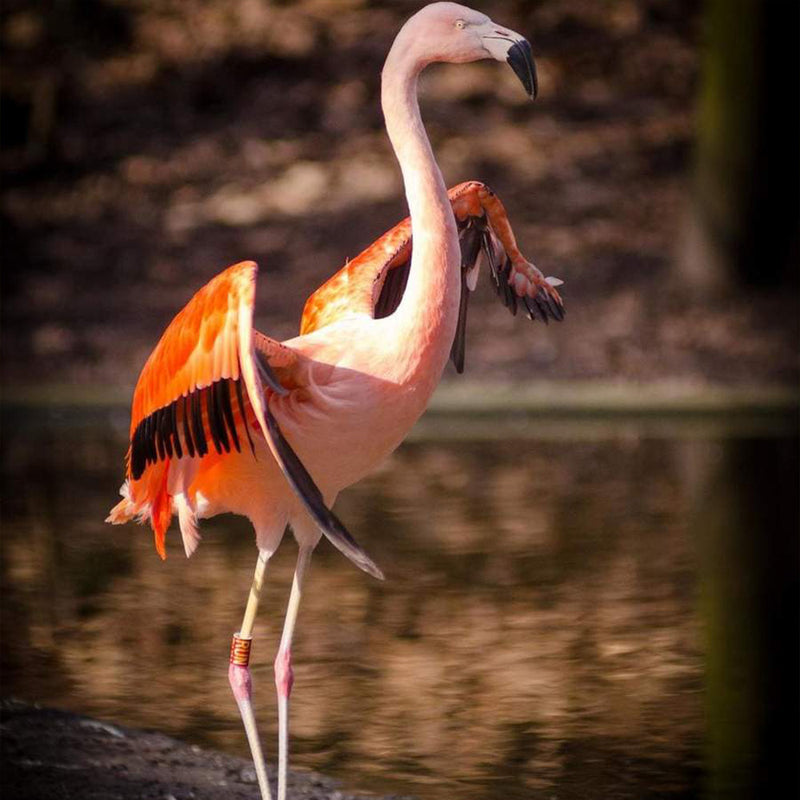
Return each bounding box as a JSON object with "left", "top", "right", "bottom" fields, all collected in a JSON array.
[
  {"left": 126, "top": 261, "right": 286, "bottom": 480},
  {"left": 299, "top": 181, "right": 565, "bottom": 373},
  {"left": 109, "top": 261, "right": 382, "bottom": 579}
]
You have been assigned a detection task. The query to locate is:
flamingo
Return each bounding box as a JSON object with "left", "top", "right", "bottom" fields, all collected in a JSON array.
[{"left": 107, "top": 4, "right": 564, "bottom": 799}]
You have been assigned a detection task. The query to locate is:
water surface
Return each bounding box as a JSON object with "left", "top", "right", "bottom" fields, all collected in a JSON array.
[{"left": 1, "top": 404, "right": 797, "bottom": 798}]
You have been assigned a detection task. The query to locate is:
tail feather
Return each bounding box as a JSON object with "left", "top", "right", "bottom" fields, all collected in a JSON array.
[
  {"left": 106, "top": 494, "right": 136, "bottom": 525},
  {"left": 150, "top": 474, "right": 172, "bottom": 560},
  {"left": 175, "top": 493, "right": 201, "bottom": 558}
]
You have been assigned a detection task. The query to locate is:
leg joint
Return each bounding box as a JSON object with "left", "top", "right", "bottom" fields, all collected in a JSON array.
[{"left": 274, "top": 648, "right": 294, "bottom": 697}]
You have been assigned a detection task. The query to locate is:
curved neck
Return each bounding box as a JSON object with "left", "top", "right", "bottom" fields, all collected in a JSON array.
[{"left": 381, "top": 32, "right": 461, "bottom": 382}]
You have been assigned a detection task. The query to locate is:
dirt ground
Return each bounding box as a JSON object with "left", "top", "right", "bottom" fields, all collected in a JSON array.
[
  {"left": 0, "top": 699, "right": 411, "bottom": 800},
  {"left": 2, "top": 0, "right": 796, "bottom": 392}
]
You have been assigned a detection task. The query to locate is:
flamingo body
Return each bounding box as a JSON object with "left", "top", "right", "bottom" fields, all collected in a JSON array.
[
  {"left": 110, "top": 179, "right": 564, "bottom": 562},
  {"left": 107, "top": 5, "right": 565, "bottom": 799}
]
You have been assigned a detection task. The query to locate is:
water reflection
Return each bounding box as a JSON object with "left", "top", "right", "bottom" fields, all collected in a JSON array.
[{"left": 1, "top": 405, "right": 796, "bottom": 799}]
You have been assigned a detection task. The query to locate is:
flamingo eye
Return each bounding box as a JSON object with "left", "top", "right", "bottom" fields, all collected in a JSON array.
[{"left": 455, "top": 19, "right": 466, "bottom": 30}]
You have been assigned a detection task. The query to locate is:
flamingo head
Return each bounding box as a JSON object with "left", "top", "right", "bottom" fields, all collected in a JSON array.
[{"left": 405, "top": 2, "right": 537, "bottom": 99}]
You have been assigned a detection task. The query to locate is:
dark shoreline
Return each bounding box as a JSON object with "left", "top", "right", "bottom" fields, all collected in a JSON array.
[{"left": 0, "top": 699, "right": 414, "bottom": 800}]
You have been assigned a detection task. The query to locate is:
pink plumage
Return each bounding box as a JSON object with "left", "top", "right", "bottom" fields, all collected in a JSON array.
[{"left": 107, "top": 5, "right": 563, "bottom": 799}]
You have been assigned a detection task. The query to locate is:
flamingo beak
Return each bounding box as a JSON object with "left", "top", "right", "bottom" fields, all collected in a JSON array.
[
  {"left": 480, "top": 26, "right": 538, "bottom": 100},
  {"left": 507, "top": 39, "right": 537, "bottom": 100}
]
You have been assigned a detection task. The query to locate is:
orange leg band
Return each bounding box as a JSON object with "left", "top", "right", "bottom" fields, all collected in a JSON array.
[{"left": 230, "top": 633, "right": 252, "bottom": 667}]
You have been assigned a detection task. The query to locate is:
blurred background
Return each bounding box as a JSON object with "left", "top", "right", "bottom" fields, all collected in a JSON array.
[
  {"left": 2, "top": 0, "right": 796, "bottom": 386},
  {"left": 1, "top": 1, "right": 798, "bottom": 799}
]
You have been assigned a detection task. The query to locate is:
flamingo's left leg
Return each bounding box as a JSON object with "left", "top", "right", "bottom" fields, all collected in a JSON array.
[
  {"left": 274, "top": 545, "right": 313, "bottom": 800},
  {"left": 229, "top": 548, "right": 274, "bottom": 800}
]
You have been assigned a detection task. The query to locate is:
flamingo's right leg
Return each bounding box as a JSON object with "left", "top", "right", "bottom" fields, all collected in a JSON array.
[{"left": 229, "top": 548, "right": 273, "bottom": 800}]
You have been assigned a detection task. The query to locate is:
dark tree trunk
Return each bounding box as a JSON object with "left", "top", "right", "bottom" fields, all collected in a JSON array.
[{"left": 682, "top": 0, "right": 799, "bottom": 291}]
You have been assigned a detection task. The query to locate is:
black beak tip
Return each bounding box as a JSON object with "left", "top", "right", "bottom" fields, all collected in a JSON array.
[{"left": 507, "top": 39, "right": 538, "bottom": 100}]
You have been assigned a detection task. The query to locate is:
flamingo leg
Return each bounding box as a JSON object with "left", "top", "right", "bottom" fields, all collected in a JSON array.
[
  {"left": 229, "top": 548, "right": 273, "bottom": 800},
  {"left": 275, "top": 545, "right": 313, "bottom": 800}
]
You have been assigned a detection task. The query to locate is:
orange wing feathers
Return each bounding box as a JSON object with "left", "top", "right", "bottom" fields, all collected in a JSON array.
[
  {"left": 129, "top": 261, "right": 255, "bottom": 438},
  {"left": 299, "top": 217, "right": 413, "bottom": 335},
  {"left": 299, "top": 181, "right": 564, "bottom": 341}
]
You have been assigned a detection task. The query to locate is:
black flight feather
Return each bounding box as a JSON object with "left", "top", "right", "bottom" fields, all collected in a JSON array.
[
  {"left": 235, "top": 375, "right": 257, "bottom": 459},
  {"left": 182, "top": 395, "right": 195, "bottom": 458},
  {"left": 217, "top": 380, "right": 240, "bottom": 453}
]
